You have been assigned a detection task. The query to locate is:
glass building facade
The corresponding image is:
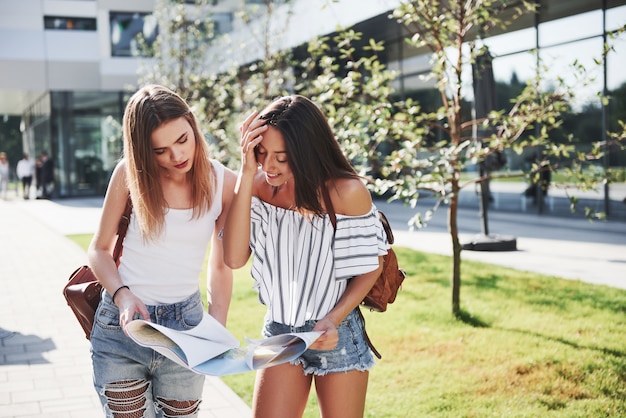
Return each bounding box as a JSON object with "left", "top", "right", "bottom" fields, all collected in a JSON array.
[
  {"left": 15, "top": 1, "right": 626, "bottom": 198},
  {"left": 383, "top": 4, "right": 626, "bottom": 172},
  {"left": 22, "top": 91, "right": 129, "bottom": 197}
]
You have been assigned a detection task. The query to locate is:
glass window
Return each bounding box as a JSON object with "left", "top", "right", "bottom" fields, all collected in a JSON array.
[
  {"left": 607, "top": 27, "right": 626, "bottom": 138},
  {"left": 492, "top": 51, "right": 535, "bottom": 108},
  {"left": 492, "top": 51, "right": 536, "bottom": 86},
  {"left": 606, "top": 6, "right": 626, "bottom": 171},
  {"left": 50, "top": 92, "right": 124, "bottom": 196},
  {"left": 607, "top": 26, "right": 626, "bottom": 91},
  {"left": 483, "top": 27, "right": 537, "bottom": 57},
  {"left": 388, "top": 54, "right": 431, "bottom": 76},
  {"left": 391, "top": 72, "right": 436, "bottom": 97},
  {"left": 538, "top": 10, "right": 602, "bottom": 48},
  {"left": 44, "top": 16, "right": 97, "bottom": 31},
  {"left": 539, "top": 37, "right": 604, "bottom": 111},
  {"left": 110, "top": 12, "right": 158, "bottom": 57},
  {"left": 538, "top": 39, "right": 604, "bottom": 152},
  {"left": 606, "top": 4, "right": 626, "bottom": 32},
  {"left": 212, "top": 12, "right": 233, "bottom": 35}
]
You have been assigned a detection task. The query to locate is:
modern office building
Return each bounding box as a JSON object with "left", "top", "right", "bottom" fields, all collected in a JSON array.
[
  {"left": 0, "top": 0, "right": 240, "bottom": 196},
  {"left": 1, "top": 0, "right": 624, "bottom": 197}
]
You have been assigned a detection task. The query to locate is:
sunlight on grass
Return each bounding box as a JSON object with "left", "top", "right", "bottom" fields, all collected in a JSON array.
[{"left": 68, "top": 235, "right": 626, "bottom": 417}]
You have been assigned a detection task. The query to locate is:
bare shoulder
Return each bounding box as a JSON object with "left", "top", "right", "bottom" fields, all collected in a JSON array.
[
  {"left": 111, "top": 158, "right": 126, "bottom": 175},
  {"left": 97, "top": 160, "right": 129, "bottom": 236},
  {"left": 108, "top": 159, "right": 127, "bottom": 193},
  {"left": 330, "top": 177, "right": 372, "bottom": 216},
  {"left": 222, "top": 165, "right": 237, "bottom": 191}
]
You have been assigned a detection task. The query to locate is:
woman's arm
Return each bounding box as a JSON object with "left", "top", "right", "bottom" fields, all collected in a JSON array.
[
  {"left": 207, "top": 167, "right": 237, "bottom": 326},
  {"left": 87, "top": 161, "right": 150, "bottom": 329},
  {"left": 310, "top": 177, "right": 383, "bottom": 350},
  {"left": 222, "top": 111, "right": 268, "bottom": 268}
]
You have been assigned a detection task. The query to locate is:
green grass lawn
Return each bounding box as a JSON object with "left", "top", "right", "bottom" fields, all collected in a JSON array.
[{"left": 69, "top": 235, "right": 626, "bottom": 417}]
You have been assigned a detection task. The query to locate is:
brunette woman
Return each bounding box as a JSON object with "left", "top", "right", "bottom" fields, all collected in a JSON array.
[{"left": 223, "top": 95, "right": 388, "bottom": 418}]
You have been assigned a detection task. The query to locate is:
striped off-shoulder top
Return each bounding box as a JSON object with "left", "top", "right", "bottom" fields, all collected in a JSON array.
[{"left": 249, "top": 196, "right": 389, "bottom": 327}]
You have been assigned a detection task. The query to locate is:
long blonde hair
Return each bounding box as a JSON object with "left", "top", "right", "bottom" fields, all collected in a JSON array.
[{"left": 122, "top": 84, "right": 215, "bottom": 241}]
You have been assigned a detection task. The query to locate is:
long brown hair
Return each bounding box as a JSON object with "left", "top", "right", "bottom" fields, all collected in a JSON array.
[
  {"left": 123, "top": 84, "right": 215, "bottom": 241},
  {"left": 258, "top": 95, "right": 358, "bottom": 216}
]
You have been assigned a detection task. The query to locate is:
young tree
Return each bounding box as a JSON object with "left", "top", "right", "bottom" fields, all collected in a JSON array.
[
  {"left": 303, "top": 1, "right": 623, "bottom": 318},
  {"left": 299, "top": 1, "right": 565, "bottom": 318},
  {"left": 229, "top": 0, "right": 297, "bottom": 108},
  {"left": 380, "top": 0, "right": 625, "bottom": 317},
  {"left": 296, "top": 29, "right": 418, "bottom": 178}
]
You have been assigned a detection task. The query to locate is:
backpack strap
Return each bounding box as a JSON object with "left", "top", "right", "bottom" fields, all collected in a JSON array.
[
  {"left": 112, "top": 196, "right": 132, "bottom": 266},
  {"left": 377, "top": 210, "right": 394, "bottom": 245},
  {"left": 355, "top": 307, "right": 382, "bottom": 359},
  {"left": 321, "top": 186, "right": 382, "bottom": 359}
]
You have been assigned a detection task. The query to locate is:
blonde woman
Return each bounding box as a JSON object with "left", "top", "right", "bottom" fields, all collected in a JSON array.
[{"left": 88, "top": 85, "right": 236, "bottom": 417}]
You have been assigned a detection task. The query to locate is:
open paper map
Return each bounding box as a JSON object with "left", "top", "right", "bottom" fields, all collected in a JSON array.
[{"left": 125, "top": 312, "right": 322, "bottom": 376}]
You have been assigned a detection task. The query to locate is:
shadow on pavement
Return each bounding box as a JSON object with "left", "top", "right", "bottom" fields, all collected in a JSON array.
[{"left": 0, "top": 329, "right": 56, "bottom": 365}]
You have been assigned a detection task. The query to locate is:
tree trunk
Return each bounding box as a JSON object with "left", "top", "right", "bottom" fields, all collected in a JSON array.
[{"left": 449, "top": 176, "right": 462, "bottom": 317}]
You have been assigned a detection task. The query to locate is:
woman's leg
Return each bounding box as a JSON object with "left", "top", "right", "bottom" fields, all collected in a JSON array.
[
  {"left": 93, "top": 292, "right": 205, "bottom": 417},
  {"left": 314, "top": 370, "right": 369, "bottom": 418},
  {"left": 151, "top": 292, "right": 205, "bottom": 417},
  {"left": 152, "top": 363, "right": 204, "bottom": 418},
  {"left": 92, "top": 293, "right": 156, "bottom": 417},
  {"left": 252, "top": 363, "right": 313, "bottom": 418},
  {"left": 99, "top": 379, "right": 155, "bottom": 418}
]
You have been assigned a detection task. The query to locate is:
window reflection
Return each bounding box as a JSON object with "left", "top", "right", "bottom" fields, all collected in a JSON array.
[
  {"left": 539, "top": 11, "right": 602, "bottom": 47},
  {"left": 540, "top": 37, "right": 603, "bottom": 110},
  {"left": 483, "top": 27, "right": 536, "bottom": 57},
  {"left": 46, "top": 92, "right": 124, "bottom": 196},
  {"left": 491, "top": 52, "right": 535, "bottom": 87},
  {"left": 44, "top": 16, "right": 97, "bottom": 31},
  {"left": 110, "top": 12, "right": 158, "bottom": 57},
  {"left": 607, "top": 10, "right": 626, "bottom": 92},
  {"left": 383, "top": 2, "right": 626, "bottom": 185},
  {"left": 606, "top": 5, "right": 626, "bottom": 32},
  {"left": 607, "top": 28, "right": 626, "bottom": 137}
]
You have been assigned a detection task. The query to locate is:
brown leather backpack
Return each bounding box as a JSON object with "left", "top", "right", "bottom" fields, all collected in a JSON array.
[{"left": 361, "top": 210, "right": 406, "bottom": 312}]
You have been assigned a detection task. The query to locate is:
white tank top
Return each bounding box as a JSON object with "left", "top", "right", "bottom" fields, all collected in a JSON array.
[{"left": 117, "top": 160, "right": 224, "bottom": 305}]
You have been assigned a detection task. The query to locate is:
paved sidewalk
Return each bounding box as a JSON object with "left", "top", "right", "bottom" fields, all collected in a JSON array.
[
  {"left": 0, "top": 197, "right": 251, "bottom": 418},
  {"left": 375, "top": 181, "right": 626, "bottom": 290}
]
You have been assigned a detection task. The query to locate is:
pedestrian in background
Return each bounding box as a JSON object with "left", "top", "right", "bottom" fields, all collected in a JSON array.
[
  {"left": 87, "top": 84, "right": 237, "bottom": 417},
  {"left": 0, "top": 152, "right": 9, "bottom": 200},
  {"left": 223, "top": 95, "right": 388, "bottom": 418},
  {"left": 39, "top": 151, "right": 54, "bottom": 199},
  {"left": 35, "top": 157, "right": 43, "bottom": 198},
  {"left": 16, "top": 152, "right": 35, "bottom": 199}
]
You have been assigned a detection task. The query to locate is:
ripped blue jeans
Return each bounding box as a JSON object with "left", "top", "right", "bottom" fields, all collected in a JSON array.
[{"left": 91, "top": 290, "right": 205, "bottom": 418}]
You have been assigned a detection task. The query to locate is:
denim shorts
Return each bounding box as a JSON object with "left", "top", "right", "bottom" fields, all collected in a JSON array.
[
  {"left": 263, "top": 308, "right": 376, "bottom": 376},
  {"left": 91, "top": 290, "right": 205, "bottom": 417}
]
